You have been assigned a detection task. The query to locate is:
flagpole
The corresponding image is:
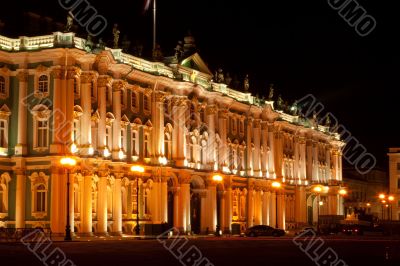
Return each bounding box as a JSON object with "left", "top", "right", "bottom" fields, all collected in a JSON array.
[{"left": 153, "top": 0, "right": 156, "bottom": 51}]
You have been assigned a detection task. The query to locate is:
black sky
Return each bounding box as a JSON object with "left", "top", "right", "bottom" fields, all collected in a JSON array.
[{"left": 1, "top": 0, "right": 398, "bottom": 169}]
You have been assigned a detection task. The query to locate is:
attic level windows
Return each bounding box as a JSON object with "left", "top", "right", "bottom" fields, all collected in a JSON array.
[
  {"left": 38, "top": 75, "right": 49, "bottom": 94},
  {"left": 0, "top": 76, "right": 6, "bottom": 96}
]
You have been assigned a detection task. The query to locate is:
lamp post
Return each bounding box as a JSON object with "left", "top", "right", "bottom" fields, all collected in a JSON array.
[
  {"left": 271, "top": 181, "right": 281, "bottom": 229},
  {"left": 313, "top": 186, "right": 322, "bottom": 234},
  {"left": 60, "top": 157, "right": 77, "bottom": 241},
  {"left": 131, "top": 165, "right": 145, "bottom": 236}
]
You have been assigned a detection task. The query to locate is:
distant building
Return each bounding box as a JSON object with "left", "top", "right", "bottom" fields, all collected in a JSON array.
[
  {"left": 388, "top": 148, "right": 400, "bottom": 220},
  {"left": 0, "top": 32, "right": 346, "bottom": 236},
  {"left": 342, "top": 167, "right": 388, "bottom": 219}
]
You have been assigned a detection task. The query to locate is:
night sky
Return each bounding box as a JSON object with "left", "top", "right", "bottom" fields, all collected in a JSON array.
[{"left": 1, "top": 0, "right": 398, "bottom": 169}]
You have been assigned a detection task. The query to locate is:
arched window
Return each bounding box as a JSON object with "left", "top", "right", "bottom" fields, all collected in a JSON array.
[
  {"left": 0, "top": 120, "right": 7, "bottom": 149},
  {"left": 36, "top": 184, "right": 46, "bottom": 213},
  {"left": 0, "top": 76, "right": 6, "bottom": 96},
  {"left": 38, "top": 75, "right": 48, "bottom": 94},
  {"left": 131, "top": 130, "right": 138, "bottom": 156}
]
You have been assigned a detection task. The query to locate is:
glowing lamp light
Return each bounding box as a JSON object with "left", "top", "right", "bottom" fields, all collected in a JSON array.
[
  {"left": 60, "top": 157, "right": 77, "bottom": 167},
  {"left": 212, "top": 175, "right": 223, "bottom": 182},
  {"left": 131, "top": 165, "right": 145, "bottom": 173},
  {"left": 388, "top": 196, "right": 394, "bottom": 202},
  {"left": 366, "top": 203, "right": 371, "bottom": 207},
  {"left": 381, "top": 200, "right": 386, "bottom": 204},
  {"left": 159, "top": 156, "right": 167, "bottom": 165},
  {"left": 272, "top": 181, "right": 281, "bottom": 189},
  {"left": 313, "top": 186, "right": 322, "bottom": 193},
  {"left": 339, "top": 189, "right": 347, "bottom": 196},
  {"left": 104, "top": 148, "right": 111, "bottom": 158},
  {"left": 88, "top": 147, "right": 94, "bottom": 155},
  {"left": 379, "top": 194, "right": 385, "bottom": 199},
  {"left": 319, "top": 201, "right": 324, "bottom": 206}
]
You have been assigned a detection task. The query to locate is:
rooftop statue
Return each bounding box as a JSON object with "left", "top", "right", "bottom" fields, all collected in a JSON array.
[
  {"left": 277, "top": 95, "right": 283, "bottom": 110},
  {"left": 64, "top": 14, "right": 74, "bottom": 32},
  {"left": 225, "top": 72, "right": 232, "bottom": 86},
  {"left": 216, "top": 68, "right": 225, "bottom": 83},
  {"left": 113, "top": 24, "right": 120, "bottom": 49},
  {"left": 291, "top": 101, "right": 298, "bottom": 115},
  {"left": 174, "top": 40, "right": 183, "bottom": 60},
  {"left": 325, "top": 115, "right": 331, "bottom": 127},
  {"left": 244, "top": 74, "right": 250, "bottom": 92},
  {"left": 268, "top": 84, "right": 274, "bottom": 100}
]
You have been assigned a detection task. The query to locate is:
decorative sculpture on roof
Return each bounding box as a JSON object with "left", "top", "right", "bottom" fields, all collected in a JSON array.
[
  {"left": 225, "top": 72, "right": 232, "bottom": 86},
  {"left": 113, "top": 24, "right": 120, "bottom": 49},
  {"left": 64, "top": 14, "right": 74, "bottom": 32},
  {"left": 97, "top": 38, "right": 106, "bottom": 50},
  {"left": 268, "top": 84, "right": 274, "bottom": 100},
  {"left": 325, "top": 115, "right": 331, "bottom": 127},
  {"left": 290, "top": 101, "right": 298, "bottom": 115},
  {"left": 244, "top": 74, "right": 250, "bottom": 92},
  {"left": 174, "top": 40, "right": 184, "bottom": 60},
  {"left": 152, "top": 44, "right": 163, "bottom": 61},
  {"left": 277, "top": 95, "right": 283, "bottom": 110},
  {"left": 216, "top": 68, "right": 225, "bottom": 83}
]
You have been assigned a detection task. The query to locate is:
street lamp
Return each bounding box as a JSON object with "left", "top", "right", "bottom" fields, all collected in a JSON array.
[
  {"left": 60, "top": 157, "right": 77, "bottom": 241},
  {"left": 313, "top": 186, "right": 323, "bottom": 233},
  {"left": 271, "top": 181, "right": 281, "bottom": 229},
  {"left": 212, "top": 174, "right": 223, "bottom": 236},
  {"left": 131, "top": 165, "right": 145, "bottom": 235}
]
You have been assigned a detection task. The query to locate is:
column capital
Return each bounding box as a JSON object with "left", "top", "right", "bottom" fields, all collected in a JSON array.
[
  {"left": 112, "top": 80, "right": 127, "bottom": 92},
  {"left": 113, "top": 172, "right": 125, "bottom": 179},
  {"left": 206, "top": 105, "right": 217, "bottom": 115},
  {"left": 97, "top": 75, "right": 112, "bottom": 87},
  {"left": 17, "top": 71, "right": 29, "bottom": 82},
  {"left": 172, "top": 96, "right": 187, "bottom": 107},
  {"left": 51, "top": 68, "right": 65, "bottom": 80},
  {"left": 67, "top": 67, "right": 81, "bottom": 80},
  {"left": 219, "top": 109, "right": 229, "bottom": 119},
  {"left": 261, "top": 121, "right": 268, "bottom": 130},
  {"left": 154, "top": 91, "right": 167, "bottom": 102},
  {"left": 253, "top": 119, "right": 261, "bottom": 128},
  {"left": 80, "top": 72, "right": 96, "bottom": 84}
]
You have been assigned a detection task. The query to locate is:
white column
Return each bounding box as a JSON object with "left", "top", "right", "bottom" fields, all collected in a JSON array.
[
  {"left": 151, "top": 180, "right": 161, "bottom": 223},
  {"left": 246, "top": 118, "right": 253, "bottom": 176},
  {"left": 247, "top": 187, "right": 254, "bottom": 228},
  {"left": 306, "top": 139, "right": 313, "bottom": 181},
  {"left": 161, "top": 180, "right": 168, "bottom": 223},
  {"left": 219, "top": 191, "right": 225, "bottom": 233},
  {"left": 80, "top": 73, "right": 93, "bottom": 156},
  {"left": 218, "top": 110, "right": 228, "bottom": 167},
  {"left": 50, "top": 69, "right": 64, "bottom": 154},
  {"left": 326, "top": 146, "right": 331, "bottom": 181},
  {"left": 254, "top": 190, "right": 262, "bottom": 225},
  {"left": 295, "top": 186, "right": 307, "bottom": 224},
  {"left": 152, "top": 91, "right": 165, "bottom": 163},
  {"left": 313, "top": 141, "right": 319, "bottom": 182},
  {"left": 50, "top": 169, "right": 60, "bottom": 234},
  {"left": 173, "top": 189, "right": 180, "bottom": 230},
  {"left": 200, "top": 192, "right": 207, "bottom": 233},
  {"left": 97, "top": 173, "right": 108, "bottom": 235},
  {"left": 261, "top": 122, "right": 268, "bottom": 176},
  {"left": 179, "top": 182, "right": 190, "bottom": 232},
  {"left": 270, "top": 192, "right": 277, "bottom": 228},
  {"left": 112, "top": 174, "right": 122, "bottom": 234},
  {"left": 81, "top": 171, "right": 93, "bottom": 235},
  {"left": 112, "top": 81, "right": 123, "bottom": 160},
  {"left": 206, "top": 185, "right": 217, "bottom": 232},
  {"left": 274, "top": 131, "right": 283, "bottom": 179},
  {"left": 224, "top": 186, "right": 232, "bottom": 233},
  {"left": 15, "top": 71, "right": 28, "bottom": 155},
  {"left": 262, "top": 191, "right": 270, "bottom": 226},
  {"left": 97, "top": 76, "right": 110, "bottom": 154},
  {"left": 172, "top": 98, "right": 187, "bottom": 167},
  {"left": 299, "top": 138, "right": 307, "bottom": 180},
  {"left": 268, "top": 124, "right": 275, "bottom": 177},
  {"left": 206, "top": 105, "right": 217, "bottom": 170},
  {"left": 68, "top": 172, "right": 75, "bottom": 233},
  {"left": 15, "top": 170, "right": 26, "bottom": 228},
  {"left": 253, "top": 119, "right": 261, "bottom": 177},
  {"left": 278, "top": 193, "right": 286, "bottom": 230}
]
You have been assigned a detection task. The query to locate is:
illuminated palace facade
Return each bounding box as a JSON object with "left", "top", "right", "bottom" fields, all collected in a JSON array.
[{"left": 0, "top": 32, "right": 345, "bottom": 236}]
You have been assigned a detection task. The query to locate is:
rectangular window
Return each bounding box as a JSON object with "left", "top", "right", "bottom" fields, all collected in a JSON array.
[
  {"left": 144, "top": 134, "right": 149, "bottom": 158},
  {"left": 131, "top": 131, "right": 138, "bottom": 156},
  {"left": 37, "top": 120, "right": 48, "bottom": 148},
  {"left": 0, "top": 120, "right": 6, "bottom": 148},
  {"left": 131, "top": 92, "right": 137, "bottom": 109}
]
